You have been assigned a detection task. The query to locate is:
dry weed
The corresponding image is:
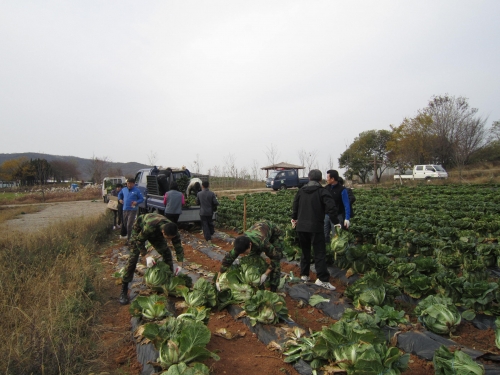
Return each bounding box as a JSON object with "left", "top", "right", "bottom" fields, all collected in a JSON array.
[
  {"left": 0, "top": 213, "right": 112, "bottom": 374},
  {"left": 0, "top": 205, "right": 43, "bottom": 225}
]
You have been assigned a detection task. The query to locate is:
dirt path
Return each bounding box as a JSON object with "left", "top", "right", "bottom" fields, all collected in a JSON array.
[{"left": 2, "top": 200, "right": 108, "bottom": 233}]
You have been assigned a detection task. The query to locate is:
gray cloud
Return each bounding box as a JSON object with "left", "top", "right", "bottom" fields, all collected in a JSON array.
[{"left": 1, "top": 1, "right": 499, "bottom": 176}]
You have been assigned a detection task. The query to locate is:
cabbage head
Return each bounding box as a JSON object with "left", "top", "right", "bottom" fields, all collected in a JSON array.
[
  {"left": 129, "top": 294, "right": 172, "bottom": 321},
  {"left": 244, "top": 290, "right": 289, "bottom": 326},
  {"left": 144, "top": 261, "right": 172, "bottom": 292},
  {"left": 433, "top": 345, "right": 484, "bottom": 375},
  {"left": 345, "top": 272, "right": 399, "bottom": 309},
  {"left": 416, "top": 295, "right": 461, "bottom": 335}
]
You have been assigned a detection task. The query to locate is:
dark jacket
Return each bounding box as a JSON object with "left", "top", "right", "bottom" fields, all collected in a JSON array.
[
  {"left": 196, "top": 188, "right": 219, "bottom": 216},
  {"left": 325, "top": 183, "right": 351, "bottom": 220},
  {"left": 292, "top": 181, "right": 339, "bottom": 232}
]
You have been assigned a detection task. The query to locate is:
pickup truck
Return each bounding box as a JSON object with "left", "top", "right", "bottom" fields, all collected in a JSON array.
[
  {"left": 394, "top": 165, "right": 448, "bottom": 181},
  {"left": 134, "top": 167, "right": 211, "bottom": 224},
  {"left": 265, "top": 169, "right": 309, "bottom": 190}
]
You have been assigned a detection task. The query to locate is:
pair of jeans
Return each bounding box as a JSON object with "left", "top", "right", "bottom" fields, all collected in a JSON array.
[
  {"left": 122, "top": 210, "right": 137, "bottom": 241},
  {"left": 200, "top": 215, "right": 215, "bottom": 241},
  {"left": 324, "top": 213, "right": 345, "bottom": 243},
  {"left": 297, "top": 231, "right": 330, "bottom": 282}
]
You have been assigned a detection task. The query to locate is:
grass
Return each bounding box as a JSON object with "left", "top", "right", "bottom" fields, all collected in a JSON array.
[
  {"left": 0, "top": 205, "right": 43, "bottom": 225},
  {"left": 0, "top": 191, "right": 28, "bottom": 202},
  {"left": 0, "top": 186, "right": 101, "bottom": 205},
  {"left": 0, "top": 210, "right": 114, "bottom": 374}
]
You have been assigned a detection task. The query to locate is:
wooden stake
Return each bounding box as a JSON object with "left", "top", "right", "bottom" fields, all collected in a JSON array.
[{"left": 243, "top": 197, "right": 247, "bottom": 231}]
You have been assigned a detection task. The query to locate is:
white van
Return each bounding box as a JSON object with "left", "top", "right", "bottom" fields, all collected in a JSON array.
[{"left": 102, "top": 176, "right": 126, "bottom": 203}]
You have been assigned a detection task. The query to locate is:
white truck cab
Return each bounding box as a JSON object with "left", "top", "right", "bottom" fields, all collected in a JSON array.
[
  {"left": 394, "top": 165, "right": 448, "bottom": 181},
  {"left": 102, "top": 176, "right": 127, "bottom": 202},
  {"left": 413, "top": 165, "right": 448, "bottom": 179}
]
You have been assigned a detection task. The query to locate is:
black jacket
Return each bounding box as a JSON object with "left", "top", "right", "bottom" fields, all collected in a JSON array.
[
  {"left": 196, "top": 188, "right": 219, "bottom": 216},
  {"left": 326, "top": 183, "right": 345, "bottom": 216},
  {"left": 292, "top": 181, "right": 339, "bottom": 232}
]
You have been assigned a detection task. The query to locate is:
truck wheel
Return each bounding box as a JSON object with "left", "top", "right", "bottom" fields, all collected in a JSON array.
[
  {"left": 280, "top": 185, "right": 287, "bottom": 191},
  {"left": 425, "top": 176, "right": 431, "bottom": 181}
]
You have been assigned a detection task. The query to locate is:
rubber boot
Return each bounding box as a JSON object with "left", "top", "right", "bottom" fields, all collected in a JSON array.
[{"left": 119, "top": 282, "right": 129, "bottom": 305}]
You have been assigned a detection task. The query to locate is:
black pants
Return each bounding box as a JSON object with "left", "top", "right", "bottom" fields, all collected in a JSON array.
[
  {"left": 298, "top": 231, "right": 330, "bottom": 282},
  {"left": 200, "top": 215, "right": 215, "bottom": 241}
]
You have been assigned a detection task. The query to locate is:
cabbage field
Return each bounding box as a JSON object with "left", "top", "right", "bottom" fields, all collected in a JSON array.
[{"left": 215, "top": 184, "right": 500, "bottom": 373}]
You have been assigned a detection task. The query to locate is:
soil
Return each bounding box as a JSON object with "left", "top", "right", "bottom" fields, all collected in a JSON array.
[
  {"left": 2, "top": 201, "right": 498, "bottom": 374},
  {"left": 2, "top": 200, "right": 108, "bottom": 233}
]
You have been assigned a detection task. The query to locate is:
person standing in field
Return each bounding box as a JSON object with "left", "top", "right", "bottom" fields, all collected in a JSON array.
[
  {"left": 292, "top": 169, "right": 339, "bottom": 291},
  {"left": 111, "top": 183, "right": 123, "bottom": 230},
  {"left": 119, "top": 213, "right": 184, "bottom": 305},
  {"left": 118, "top": 178, "right": 144, "bottom": 243},
  {"left": 324, "top": 170, "right": 351, "bottom": 243},
  {"left": 215, "top": 220, "right": 284, "bottom": 293},
  {"left": 163, "top": 181, "right": 185, "bottom": 224},
  {"left": 196, "top": 181, "right": 219, "bottom": 245}
]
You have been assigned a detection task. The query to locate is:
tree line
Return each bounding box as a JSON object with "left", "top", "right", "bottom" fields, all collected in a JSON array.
[
  {"left": 339, "top": 94, "right": 499, "bottom": 183},
  {"left": 0, "top": 155, "right": 123, "bottom": 185}
]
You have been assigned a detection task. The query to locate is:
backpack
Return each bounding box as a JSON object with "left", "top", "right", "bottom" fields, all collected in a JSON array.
[{"left": 344, "top": 187, "right": 356, "bottom": 218}]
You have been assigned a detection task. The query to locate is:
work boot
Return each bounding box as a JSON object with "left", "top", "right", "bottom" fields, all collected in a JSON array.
[{"left": 119, "top": 282, "right": 129, "bottom": 305}]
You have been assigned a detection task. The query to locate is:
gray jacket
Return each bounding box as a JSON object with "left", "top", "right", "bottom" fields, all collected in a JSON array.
[{"left": 196, "top": 188, "right": 219, "bottom": 216}]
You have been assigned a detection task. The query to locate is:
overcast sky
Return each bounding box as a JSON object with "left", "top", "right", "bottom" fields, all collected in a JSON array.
[{"left": 1, "top": 1, "right": 499, "bottom": 176}]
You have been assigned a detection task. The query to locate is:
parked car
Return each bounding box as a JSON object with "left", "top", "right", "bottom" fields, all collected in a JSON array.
[{"left": 394, "top": 165, "right": 448, "bottom": 181}]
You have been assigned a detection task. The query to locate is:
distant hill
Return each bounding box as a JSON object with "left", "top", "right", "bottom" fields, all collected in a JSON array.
[{"left": 0, "top": 153, "right": 150, "bottom": 181}]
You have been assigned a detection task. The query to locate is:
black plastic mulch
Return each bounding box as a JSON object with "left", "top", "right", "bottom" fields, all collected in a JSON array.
[{"left": 111, "top": 230, "right": 500, "bottom": 374}]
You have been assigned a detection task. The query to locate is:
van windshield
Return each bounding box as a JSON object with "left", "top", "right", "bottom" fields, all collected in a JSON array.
[
  {"left": 434, "top": 165, "right": 446, "bottom": 172},
  {"left": 268, "top": 171, "right": 278, "bottom": 179}
]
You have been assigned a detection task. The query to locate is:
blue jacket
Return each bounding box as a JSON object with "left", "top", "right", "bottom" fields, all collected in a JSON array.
[{"left": 118, "top": 186, "right": 144, "bottom": 211}]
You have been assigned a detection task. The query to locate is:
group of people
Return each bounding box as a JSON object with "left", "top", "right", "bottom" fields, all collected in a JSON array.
[
  {"left": 111, "top": 169, "right": 351, "bottom": 305},
  {"left": 291, "top": 169, "right": 351, "bottom": 290},
  {"left": 112, "top": 177, "right": 220, "bottom": 305}
]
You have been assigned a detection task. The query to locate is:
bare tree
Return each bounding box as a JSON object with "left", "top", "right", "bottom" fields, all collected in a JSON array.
[
  {"left": 31, "top": 158, "right": 52, "bottom": 202},
  {"left": 297, "top": 149, "right": 307, "bottom": 176},
  {"left": 304, "top": 150, "right": 318, "bottom": 174},
  {"left": 422, "top": 94, "right": 487, "bottom": 167},
  {"left": 223, "top": 153, "right": 237, "bottom": 178},
  {"left": 452, "top": 115, "right": 488, "bottom": 178},
  {"left": 147, "top": 150, "right": 158, "bottom": 167},
  {"left": 86, "top": 155, "right": 109, "bottom": 183},
  {"left": 239, "top": 167, "right": 249, "bottom": 180},
  {"left": 192, "top": 154, "right": 203, "bottom": 174},
  {"left": 211, "top": 165, "right": 220, "bottom": 177},
  {"left": 251, "top": 159, "right": 261, "bottom": 180},
  {"left": 51, "top": 160, "right": 80, "bottom": 182},
  {"left": 107, "top": 167, "right": 124, "bottom": 176},
  {"left": 489, "top": 120, "right": 500, "bottom": 142},
  {"left": 265, "top": 144, "right": 280, "bottom": 166},
  {"left": 326, "top": 154, "right": 335, "bottom": 172}
]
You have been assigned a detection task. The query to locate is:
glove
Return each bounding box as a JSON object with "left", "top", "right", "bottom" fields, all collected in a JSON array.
[
  {"left": 291, "top": 219, "right": 297, "bottom": 229},
  {"left": 146, "top": 257, "right": 156, "bottom": 268},
  {"left": 174, "top": 266, "right": 182, "bottom": 276},
  {"left": 260, "top": 273, "right": 268, "bottom": 285},
  {"left": 344, "top": 219, "right": 350, "bottom": 229},
  {"left": 334, "top": 224, "right": 342, "bottom": 228},
  {"left": 215, "top": 281, "right": 221, "bottom": 292}
]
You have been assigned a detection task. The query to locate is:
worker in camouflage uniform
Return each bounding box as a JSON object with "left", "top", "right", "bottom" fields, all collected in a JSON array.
[
  {"left": 119, "top": 213, "right": 184, "bottom": 305},
  {"left": 216, "top": 220, "right": 284, "bottom": 292}
]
